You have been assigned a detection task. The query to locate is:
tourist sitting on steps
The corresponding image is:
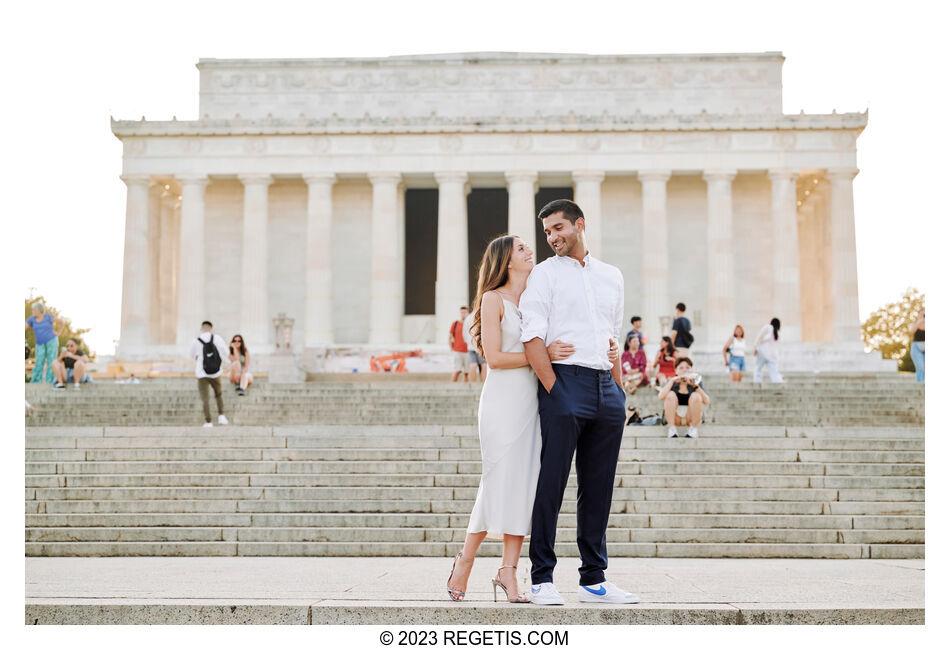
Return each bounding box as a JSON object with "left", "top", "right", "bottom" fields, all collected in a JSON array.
[
  {"left": 657, "top": 357, "right": 710, "bottom": 438},
  {"left": 51, "top": 338, "right": 92, "bottom": 389},
  {"left": 651, "top": 336, "right": 677, "bottom": 388},
  {"left": 228, "top": 334, "right": 253, "bottom": 396}
]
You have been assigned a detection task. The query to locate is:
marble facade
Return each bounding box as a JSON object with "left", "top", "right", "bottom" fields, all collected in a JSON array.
[{"left": 112, "top": 52, "right": 887, "bottom": 370}]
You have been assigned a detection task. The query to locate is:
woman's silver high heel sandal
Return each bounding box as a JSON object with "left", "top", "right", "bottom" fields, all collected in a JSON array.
[
  {"left": 491, "top": 565, "right": 530, "bottom": 603},
  {"left": 447, "top": 552, "right": 473, "bottom": 601}
]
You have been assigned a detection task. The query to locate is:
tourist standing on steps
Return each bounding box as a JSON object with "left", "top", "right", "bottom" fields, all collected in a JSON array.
[
  {"left": 722, "top": 325, "right": 746, "bottom": 382},
  {"left": 448, "top": 306, "right": 471, "bottom": 382},
  {"left": 228, "top": 334, "right": 253, "bottom": 396},
  {"left": 188, "top": 321, "right": 230, "bottom": 427},
  {"left": 753, "top": 318, "right": 784, "bottom": 384},
  {"left": 670, "top": 302, "right": 693, "bottom": 358},
  {"left": 25, "top": 301, "right": 63, "bottom": 384},
  {"left": 909, "top": 309, "right": 925, "bottom": 382}
]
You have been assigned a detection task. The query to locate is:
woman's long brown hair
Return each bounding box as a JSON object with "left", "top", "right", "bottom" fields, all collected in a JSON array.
[{"left": 469, "top": 235, "right": 515, "bottom": 357}]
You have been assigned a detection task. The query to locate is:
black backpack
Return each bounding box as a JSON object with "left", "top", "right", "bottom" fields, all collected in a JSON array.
[
  {"left": 199, "top": 336, "right": 222, "bottom": 374},
  {"left": 676, "top": 318, "right": 694, "bottom": 347}
]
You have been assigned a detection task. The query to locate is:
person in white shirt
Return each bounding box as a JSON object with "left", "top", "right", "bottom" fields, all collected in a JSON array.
[
  {"left": 519, "top": 198, "right": 639, "bottom": 606},
  {"left": 188, "top": 320, "right": 230, "bottom": 427},
  {"left": 753, "top": 318, "right": 784, "bottom": 384},
  {"left": 722, "top": 325, "right": 746, "bottom": 382}
]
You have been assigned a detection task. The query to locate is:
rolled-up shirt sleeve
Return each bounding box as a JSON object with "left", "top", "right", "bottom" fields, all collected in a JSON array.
[{"left": 520, "top": 267, "right": 552, "bottom": 343}]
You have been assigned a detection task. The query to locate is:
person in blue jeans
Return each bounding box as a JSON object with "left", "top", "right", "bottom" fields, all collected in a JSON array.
[
  {"left": 25, "top": 302, "right": 62, "bottom": 384},
  {"left": 909, "top": 309, "right": 925, "bottom": 382}
]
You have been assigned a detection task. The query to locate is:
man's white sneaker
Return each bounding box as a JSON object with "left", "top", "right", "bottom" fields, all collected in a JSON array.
[
  {"left": 530, "top": 582, "right": 565, "bottom": 606},
  {"left": 202, "top": 422, "right": 214, "bottom": 428},
  {"left": 53, "top": 382, "right": 65, "bottom": 389},
  {"left": 218, "top": 414, "right": 229, "bottom": 425},
  {"left": 578, "top": 581, "right": 640, "bottom": 604},
  {"left": 685, "top": 426, "right": 698, "bottom": 438},
  {"left": 667, "top": 427, "right": 678, "bottom": 438}
]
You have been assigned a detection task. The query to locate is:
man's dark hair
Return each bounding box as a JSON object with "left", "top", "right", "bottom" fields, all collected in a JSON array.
[
  {"left": 460, "top": 306, "right": 470, "bottom": 311},
  {"left": 630, "top": 316, "right": 642, "bottom": 324},
  {"left": 538, "top": 199, "right": 584, "bottom": 224},
  {"left": 676, "top": 357, "right": 693, "bottom": 368},
  {"left": 201, "top": 320, "right": 213, "bottom": 329},
  {"left": 675, "top": 302, "right": 686, "bottom": 312}
]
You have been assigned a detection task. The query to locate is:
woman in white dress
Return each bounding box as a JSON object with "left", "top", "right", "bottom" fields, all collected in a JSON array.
[{"left": 446, "top": 234, "right": 615, "bottom": 603}]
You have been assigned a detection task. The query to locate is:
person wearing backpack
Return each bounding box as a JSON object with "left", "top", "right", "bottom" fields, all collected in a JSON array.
[
  {"left": 188, "top": 320, "right": 230, "bottom": 427},
  {"left": 670, "top": 302, "right": 693, "bottom": 358}
]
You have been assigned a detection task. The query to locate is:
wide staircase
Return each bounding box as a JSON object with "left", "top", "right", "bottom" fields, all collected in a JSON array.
[{"left": 25, "top": 374, "right": 924, "bottom": 559}]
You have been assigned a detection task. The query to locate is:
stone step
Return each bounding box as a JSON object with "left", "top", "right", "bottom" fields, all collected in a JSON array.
[
  {"left": 23, "top": 459, "right": 925, "bottom": 478},
  {"left": 25, "top": 472, "right": 925, "bottom": 490},
  {"left": 29, "top": 498, "right": 925, "bottom": 516},
  {"left": 23, "top": 526, "right": 926, "bottom": 545},
  {"left": 26, "top": 512, "right": 925, "bottom": 530},
  {"left": 22, "top": 540, "right": 924, "bottom": 559}
]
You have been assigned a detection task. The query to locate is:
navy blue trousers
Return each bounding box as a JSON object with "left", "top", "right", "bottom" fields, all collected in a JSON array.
[{"left": 529, "top": 364, "right": 627, "bottom": 586}]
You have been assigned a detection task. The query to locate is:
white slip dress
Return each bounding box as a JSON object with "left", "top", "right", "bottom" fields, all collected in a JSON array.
[{"left": 466, "top": 299, "right": 542, "bottom": 539}]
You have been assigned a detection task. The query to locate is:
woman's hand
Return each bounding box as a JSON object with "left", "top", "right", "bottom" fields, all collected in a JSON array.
[
  {"left": 607, "top": 339, "right": 619, "bottom": 363},
  {"left": 547, "top": 340, "right": 575, "bottom": 361}
]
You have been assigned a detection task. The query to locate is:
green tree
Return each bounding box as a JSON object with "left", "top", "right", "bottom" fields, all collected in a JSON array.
[
  {"left": 861, "top": 287, "right": 924, "bottom": 368},
  {"left": 24, "top": 291, "right": 93, "bottom": 359}
]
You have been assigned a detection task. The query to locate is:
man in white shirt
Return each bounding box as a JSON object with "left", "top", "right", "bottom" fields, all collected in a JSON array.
[
  {"left": 520, "top": 198, "right": 639, "bottom": 606},
  {"left": 188, "top": 320, "right": 230, "bottom": 427}
]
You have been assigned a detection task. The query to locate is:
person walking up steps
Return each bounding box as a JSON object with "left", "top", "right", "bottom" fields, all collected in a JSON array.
[{"left": 188, "top": 321, "right": 230, "bottom": 427}]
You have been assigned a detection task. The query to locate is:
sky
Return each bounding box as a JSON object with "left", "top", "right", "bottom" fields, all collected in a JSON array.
[{"left": 5, "top": 0, "right": 944, "bottom": 356}]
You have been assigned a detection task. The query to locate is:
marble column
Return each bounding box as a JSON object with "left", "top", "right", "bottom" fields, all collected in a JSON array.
[
  {"left": 368, "top": 173, "right": 403, "bottom": 345},
  {"left": 573, "top": 171, "right": 606, "bottom": 256},
  {"left": 303, "top": 173, "right": 337, "bottom": 347},
  {"left": 639, "top": 170, "right": 672, "bottom": 346},
  {"left": 828, "top": 168, "right": 861, "bottom": 344},
  {"left": 118, "top": 174, "right": 151, "bottom": 357},
  {"left": 703, "top": 170, "right": 737, "bottom": 347},
  {"left": 176, "top": 174, "right": 209, "bottom": 345},
  {"left": 238, "top": 174, "right": 273, "bottom": 349},
  {"left": 158, "top": 191, "right": 180, "bottom": 344},
  {"left": 435, "top": 172, "right": 469, "bottom": 341},
  {"left": 768, "top": 169, "right": 802, "bottom": 342},
  {"left": 505, "top": 171, "right": 538, "bottom": 253}
]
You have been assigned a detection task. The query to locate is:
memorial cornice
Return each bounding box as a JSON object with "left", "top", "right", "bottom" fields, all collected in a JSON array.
[{"left": 111, "top": 112, "right": 868, "bottom": 138}]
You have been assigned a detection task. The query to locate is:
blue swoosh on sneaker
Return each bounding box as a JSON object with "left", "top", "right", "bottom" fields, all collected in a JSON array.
[
  {"left": 582, "top": 585, "right": 607, "bottom": 596},
  {"left": 531, "top": 586, "right": 541, "bottom": 594}
]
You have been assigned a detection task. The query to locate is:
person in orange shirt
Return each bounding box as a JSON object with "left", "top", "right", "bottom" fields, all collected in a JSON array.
[{"left": 449, "top": 306, "right": 472, "bottom": 382}]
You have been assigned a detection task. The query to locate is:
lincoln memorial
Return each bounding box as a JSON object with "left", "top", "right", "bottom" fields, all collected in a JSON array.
[{"left": 111, "top": 52, "right": 889, "bottom": 371}]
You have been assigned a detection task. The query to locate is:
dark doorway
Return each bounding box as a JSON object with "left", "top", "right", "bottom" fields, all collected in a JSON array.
[
  {"left": 534, "top": 187, "right": 575, "bottom": 263},
  {"left": 404, "top": 189, "right": 438, "bottom": 315},
  {"left": 467, "top": 188, "right": 509, "bottom": 303}
]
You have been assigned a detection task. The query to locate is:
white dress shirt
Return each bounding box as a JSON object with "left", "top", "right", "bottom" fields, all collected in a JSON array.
[{"left": 519, "top": 252, "right": 624, "bottom": 371}]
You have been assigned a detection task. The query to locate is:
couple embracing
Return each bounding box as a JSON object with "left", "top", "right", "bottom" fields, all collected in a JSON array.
[{"left": 446, "top": 199, "right": 638, "bottom": 606}]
